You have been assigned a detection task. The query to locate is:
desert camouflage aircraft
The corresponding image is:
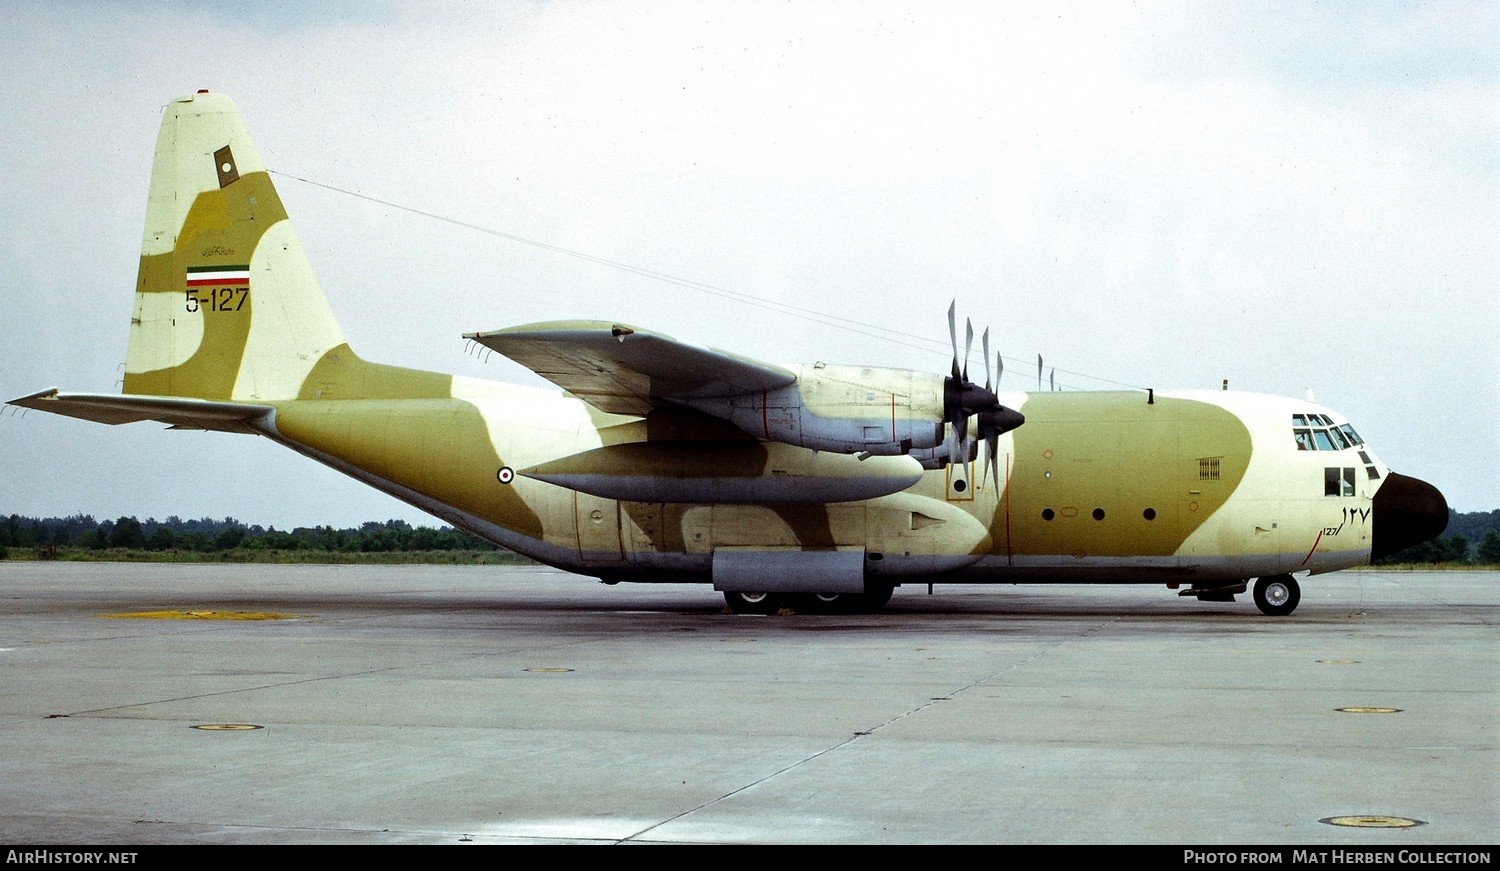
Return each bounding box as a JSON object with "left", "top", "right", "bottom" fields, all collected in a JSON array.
[{"left": 10, "top": 92, "right": 1450, "bottom": 616}]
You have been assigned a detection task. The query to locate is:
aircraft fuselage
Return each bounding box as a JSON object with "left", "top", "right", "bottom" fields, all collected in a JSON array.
[{"left": 251, "top": 366, "right": 1393, "bottom": 591}]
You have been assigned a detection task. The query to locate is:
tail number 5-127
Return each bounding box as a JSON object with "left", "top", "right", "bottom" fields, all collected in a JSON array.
[{"left": 185, "top": 287, "right": 248, "bottom": 313}]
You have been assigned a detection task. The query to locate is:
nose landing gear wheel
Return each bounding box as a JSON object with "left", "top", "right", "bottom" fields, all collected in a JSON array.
[{"left": 1253, "top": 575, "right": 1300, "bottom": 616}]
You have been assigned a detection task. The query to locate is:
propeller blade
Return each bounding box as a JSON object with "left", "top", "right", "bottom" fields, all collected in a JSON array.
[
  {"left": 982, "top": 328, "right": 992, "bottom": 391},
  {"left": 947, "top": 419, "right": 970, "bottom": 488},
  {"left": 1050, "top": 368, "right": 1056, "bottom": 392},
  {"left": 986, "top": 433, "right": 1000, "bottom": 492},
  {"left": 939, "top": 303, "right": 1026, "bottom": 476},
  {"left": 1037, "top": 355, "right": 1043, "bottom": 391},
  {"left": 948, "top": 301, "right": 960, "bottom": 379},
  {"left": 963, "top": 318, "right": 974, "bottom": 381}
]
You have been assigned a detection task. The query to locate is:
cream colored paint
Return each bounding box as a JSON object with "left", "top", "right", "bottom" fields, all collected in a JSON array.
[
  {"left": 865, "top": 492, "right": 992, "bottom": 556},
  {"left": 453, "top": 379, "right": 617, "bottom": 554},
  {"left": 141, "top": 93, "right": 267, "bottom": 258},
  {"left": 233, "top": 220, "right": 346, "bottom": 400},
  {"left": 457, "top": 377, "right": 610, "bottom": 468},
  {"left": 1171, "top": 390, "right": 1377, "bottom": 572},
  {"left": 793, "top": 363, "right": 946, "bottom": 421},
  {"left": 125, "top": 288, "right": 203, "bottom": 374}
]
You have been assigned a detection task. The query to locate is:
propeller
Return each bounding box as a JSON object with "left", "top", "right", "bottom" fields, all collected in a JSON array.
[
  {"left": 979, "top": 328, "right": 1004, "bottom": 492},
  {"left": 944, "top": 301, "right": 1026, "bottom": 490}
]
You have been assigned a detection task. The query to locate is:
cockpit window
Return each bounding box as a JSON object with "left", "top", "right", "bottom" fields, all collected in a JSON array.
[
  {"left": 1325, "top": 466, "right": 1356, "bottom": 497},
  {"left": 1292, "top": 413, "right": 1361, "bottom": 451}
]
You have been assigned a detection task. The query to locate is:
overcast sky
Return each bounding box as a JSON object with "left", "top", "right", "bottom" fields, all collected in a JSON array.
[{"left": 1, "top": 1, "right": 1495, "bottom": 529}]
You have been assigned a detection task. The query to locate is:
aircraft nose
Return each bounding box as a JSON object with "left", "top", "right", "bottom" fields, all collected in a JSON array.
[{"left": 1370, "top": 471, "right": 1449, "bottom": 559}]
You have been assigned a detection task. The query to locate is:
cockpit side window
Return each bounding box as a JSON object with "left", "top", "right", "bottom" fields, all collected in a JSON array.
[{"left": 1325, "top": 466, "right": 1356, "bottom": 497}]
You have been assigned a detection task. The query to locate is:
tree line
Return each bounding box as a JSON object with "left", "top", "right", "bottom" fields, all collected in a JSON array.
[
  {"left": 1370, "top": 509, "right": 1500, "bottom": 566},
  {"left": 1, "top": 509, "right": 1496, "bottom": 564},
  {"left": 0, "top": 514, "right": 498, "bottom": 556}
]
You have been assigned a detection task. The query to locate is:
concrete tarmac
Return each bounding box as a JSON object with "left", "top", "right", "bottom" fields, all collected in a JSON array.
[{"left": 0, "top": 562, "right": 1494, "bottom": 845}]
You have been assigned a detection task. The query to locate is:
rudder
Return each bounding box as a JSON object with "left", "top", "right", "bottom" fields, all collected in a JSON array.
[{"left": 124, "top": 91, "right": 345, "bottom": 401}]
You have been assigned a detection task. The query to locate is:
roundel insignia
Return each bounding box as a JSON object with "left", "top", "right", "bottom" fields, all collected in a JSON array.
[{"left": 497, "top": 466, "right": 514, "bottom": 484}]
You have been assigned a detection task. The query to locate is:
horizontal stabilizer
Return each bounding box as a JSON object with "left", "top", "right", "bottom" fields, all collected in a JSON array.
[{"left": 8, "top": 389, "right": 272, "bottom": 433}]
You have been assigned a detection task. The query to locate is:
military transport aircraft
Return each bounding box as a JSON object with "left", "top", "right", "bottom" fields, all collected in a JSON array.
[{"left": 10, "top": 92, "right": 1450, "bottom": 616}]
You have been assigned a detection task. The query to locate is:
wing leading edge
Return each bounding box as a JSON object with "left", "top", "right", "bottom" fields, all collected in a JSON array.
[{"left": 466, "top": 321, "right": 797, "bottom": 416}]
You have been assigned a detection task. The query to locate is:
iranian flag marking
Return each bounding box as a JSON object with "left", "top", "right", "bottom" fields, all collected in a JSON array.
[{"left": 185, "top": 265, "right": 250, "bottom": 287}]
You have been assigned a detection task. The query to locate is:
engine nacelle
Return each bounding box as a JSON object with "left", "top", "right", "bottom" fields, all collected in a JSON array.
[
  {"left": 518, "top": 440, "right": 924, "bottom": 503},
  {"left": 907, "top": 433, "right": 978, "bottom": 470},
  {"left": 684, "top": 364, "right": 947, "bottom": 456}
]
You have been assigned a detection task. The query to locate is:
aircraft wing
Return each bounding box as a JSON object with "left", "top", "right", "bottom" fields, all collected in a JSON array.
[
  {"left": 466, "top": 321, "right": 797, "bottom": 416},
  {"left": 8, "top": 389, "right": 273, "bottom": 433}
]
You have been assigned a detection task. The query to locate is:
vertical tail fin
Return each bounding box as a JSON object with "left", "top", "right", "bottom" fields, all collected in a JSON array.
[{"left": 124, "top": 91, "right": 346, "bottom": 401}]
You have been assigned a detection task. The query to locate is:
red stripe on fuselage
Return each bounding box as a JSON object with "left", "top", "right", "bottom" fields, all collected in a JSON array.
[{"left": 1300, "top": 529, "right": 1325, "bottom": 566}]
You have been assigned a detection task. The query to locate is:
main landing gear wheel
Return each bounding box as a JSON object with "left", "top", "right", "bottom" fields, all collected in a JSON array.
[
  {"left": 1253, "top": 574, "right": 1301, "bottom": 617},
  {"left": 723, "top": 590, "right": 784, "bottom": 615},
  {"left": 788, "top": 593, "right": 851, "bottom": 614},
  {"left": 860, "top": 581, "right": 895, "bottom": 611},
  {"left": 788, "top": 583, "right": 895, "bottom": 615}
]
